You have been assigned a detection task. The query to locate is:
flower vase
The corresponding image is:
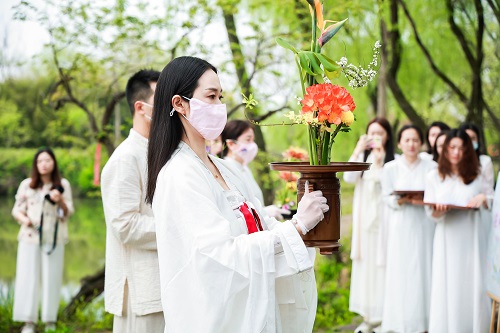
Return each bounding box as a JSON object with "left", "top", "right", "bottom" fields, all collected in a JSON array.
[{"left": 270, "top": 161, "right": 370, "bottom": 255}]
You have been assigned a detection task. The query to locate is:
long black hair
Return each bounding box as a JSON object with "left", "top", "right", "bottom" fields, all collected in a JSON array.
[
  {"left": 432, "top": 130, "right": 448, "bottom": 162},
  {"left": 425, "top": 121, "right": 450, "bottom": 154},
  {"left": 146, "top": 56, "right": 217, "bottom": 204},
  {"left": 221, "top": 120, "right": 254, "bottom": 157},
  {"left": 29, "top": 147, "right": 62, "bottom": 189},
  {"left": 458, "top": 122, "right": 485, "bottom": 157},
  {"left": 363, "top": 117, "right": 395, "bottom": 165}
]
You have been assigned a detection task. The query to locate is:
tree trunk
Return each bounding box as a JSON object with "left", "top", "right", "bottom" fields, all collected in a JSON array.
[
  {"left": 382, "top": 0, "right": 426, "bottom": 131},
  {"left": 62, "top": 268, "right": 105, "bottom": 318},
  {"left": 221, "top": 6, "right": 275, "bottom": 204},
  {"left": 376, "top": 38, "right": 388, "bottom": 118}
]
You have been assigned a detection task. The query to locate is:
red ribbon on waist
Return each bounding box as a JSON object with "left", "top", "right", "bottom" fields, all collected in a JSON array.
[{"left": 239, "top": 202, "right": 264, "bottom": 234}]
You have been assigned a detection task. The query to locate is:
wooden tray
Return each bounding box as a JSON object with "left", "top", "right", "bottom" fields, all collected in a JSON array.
[
  {"left": 412, "top": 200, "right": 479, "bottom": 211},
  {"left": 392, "top": 190, "right": 424, "bottom": 196}
]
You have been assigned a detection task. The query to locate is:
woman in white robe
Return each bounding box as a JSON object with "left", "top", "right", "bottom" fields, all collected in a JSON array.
[
  {"left": 221, "top": 120, "right": 290, "bottom": 220},
  {"left": 344, "top": 117, "right": 395, "bottom": 332},
  {"left": 381, "top": 125, "right": 436, "bottom": 333},
  {"left": 424, "top": 129, "right": 491, "bottom": 333},
  {"left": 145, "top": 56, "right": 329, "bottom": 333}
]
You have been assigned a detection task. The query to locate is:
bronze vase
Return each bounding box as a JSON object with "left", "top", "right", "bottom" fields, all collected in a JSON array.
[{"left": 270, "top": 162, "right": 370, "bottom": 254}]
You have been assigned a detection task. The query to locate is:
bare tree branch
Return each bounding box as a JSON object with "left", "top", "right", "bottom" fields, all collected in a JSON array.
[
  {"left": 486, "top": 0, "right": 500, "bottom": 25},
  {"left": 445, "top": 0, "right": 476, "bottom": 67},
  {"left": 483, "top": 97, "right": 500, "bottom": 132},
  {"left": 398, "top": 0, "right": 468, "bottom": 104},
  {"left": 101, "top": 91, "right": 126, "bottom": 128},
  {"left": 227, "top": 103, "right": 245, "bottom": 118},
  {"left": 382, "top": 0, "right": 426, "bottom": 131},
  {"left": 253, "top": 105, "right": 291, "bottom": 122}
]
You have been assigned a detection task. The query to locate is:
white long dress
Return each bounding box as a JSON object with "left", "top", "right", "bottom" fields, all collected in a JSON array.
[
  {"left": 424, "top": 169, "right": 491, "bottom": 333},
  {"left": 153, "top": 142, "right": 317, "bottom": 333},
  {"left": 344, "top": 153, "right": 386, "bottom": 322},
  {"left": 381, "top": 157, "right": 436, "bottom": 333}
]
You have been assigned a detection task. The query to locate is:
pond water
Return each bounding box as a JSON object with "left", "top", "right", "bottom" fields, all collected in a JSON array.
[{"left": 0, "top": 196, "right": 106, "bottom": 300}]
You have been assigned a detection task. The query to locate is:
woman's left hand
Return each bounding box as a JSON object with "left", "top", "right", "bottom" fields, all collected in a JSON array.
[
  {"left": 49, "top": 189, "right": 62, "bottom": 203},
  {"left": 466, "top": 194, "right": 487, "bottom": 208}
]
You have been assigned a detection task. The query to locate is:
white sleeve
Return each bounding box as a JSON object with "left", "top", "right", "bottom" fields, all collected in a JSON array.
[
  {"left": 61, "top": 179, "right": 74, "bottom": 217},
  {"left": 480, "top": 155, "right": 495, "bottom": 199},
  {"left": 343, "top": 153, "right": 363, "bottom": 183},
  {"left": 382, "top": 164, "right": 399, "bottom": 210},
  {"left": 424, "top": 171, "right": 444, "bottom": 223},
  {"left": 101, "top": 156, "right": 156, "bottom": 250}
]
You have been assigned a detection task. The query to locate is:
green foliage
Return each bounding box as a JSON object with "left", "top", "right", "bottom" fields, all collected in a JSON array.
[
  {"left": 0, "top": 288, "right": 112, "bottom": 333},
  {"left": 314, "top": 238, "right": 356, "bottom": 330}
]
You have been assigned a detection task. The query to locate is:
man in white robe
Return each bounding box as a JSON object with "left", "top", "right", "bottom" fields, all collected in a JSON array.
[{"left": 101, "top": 69, "right": 164, "bottom": 333}]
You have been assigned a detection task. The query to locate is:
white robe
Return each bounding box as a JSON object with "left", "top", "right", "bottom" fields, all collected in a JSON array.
[
  {"left": 424, "top": 169, "right": 491, "bottom": 333},
  {"left": 381, "top": 157, "right": 436, "bottom": 333},
  {"left": 344, "top": 153, "right": 386, "bottom": 322},
  {"left": 153, "top": 142, "right": 317, "bottom": 333},
  {"left": 419, "top": 151, "right": 433, "bottom": 161}
]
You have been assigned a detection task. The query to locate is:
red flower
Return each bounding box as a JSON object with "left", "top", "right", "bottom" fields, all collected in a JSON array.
[
  {"left": 300, "top": 84, "right": 356, "bottom": 125},
  {"left": 279, "top": 171, "right": 299, "bottom": 182}
]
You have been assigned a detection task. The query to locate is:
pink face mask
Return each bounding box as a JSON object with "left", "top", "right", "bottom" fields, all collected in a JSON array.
[
  {"left": 173, "top": 96, "right": 227, "bottom": 140},
  {"left": 234, "top": 141, "right": 258, "bottom": 165}
]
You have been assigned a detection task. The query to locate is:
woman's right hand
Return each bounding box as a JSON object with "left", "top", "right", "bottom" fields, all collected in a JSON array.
[
  {"left": 432, "top": 203, "right": 449, "bottom": 218},
  {"left": 20, "top": 215, "right": 32, "bottom": 227},
  {"left": 292, "top": 181, "right": 329, "bottom": 235}
]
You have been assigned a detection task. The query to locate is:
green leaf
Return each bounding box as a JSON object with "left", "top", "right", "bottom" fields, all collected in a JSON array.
[
  {"left": 276, "top": 37, "right": 298, "bottom": 54},
  {"left": 315, "top": 54, "right": 339, "bottom": 72},
  {"left": 304, "top": 52, "right": 323, "bottom": 75},
  {"left": 298, "top": 53, "right": 315, "bottom": 75}
]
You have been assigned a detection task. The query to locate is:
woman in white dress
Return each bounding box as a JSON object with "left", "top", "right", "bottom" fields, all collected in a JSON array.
[
  {"left": 459, "top": 122, "right": 495, "bottom": 196},
  {"left": 145, "top": 56, "right": 330, "bottom": 333},
  {"left": 381, "top": 125, "right": 436, "bottom": 333},
  {"left": 221, "top": 120, "right": 290, "bottom": 220},
  {"left": 344, "top": 117, "right": 395, "bottom": 333},
  {"left": 11, "top": 147, "right": 74, "bottom": 333},
  {"left": 424, "top": 129, "right": 491, "bottom": 333},
  {"left": 420, "top": 121, "right": 450, "bottom": 161}
]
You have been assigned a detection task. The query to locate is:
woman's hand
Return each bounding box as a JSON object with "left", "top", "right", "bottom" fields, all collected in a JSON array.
[
  {"left": 20, "top": 215, "right": 32, "bottom": 227},
  {"left": 353, "top": 135, "right": 369, "bottom": 157},
  {"left": 397, "top": 196, "right": 411, "bottom": 206},
  {"left": 467, "top": 194, "right": 487, "bottom": 209},
  {"left": 49, "top": 189, "right": 62, "bottom": 203},
  {"left": 432, "top": 203, "right": 449, "bottom": 218}
]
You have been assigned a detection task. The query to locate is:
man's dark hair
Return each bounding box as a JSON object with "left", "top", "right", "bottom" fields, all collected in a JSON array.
[{"left": 126, "top": 69, "right": 161, "bottom": 116}]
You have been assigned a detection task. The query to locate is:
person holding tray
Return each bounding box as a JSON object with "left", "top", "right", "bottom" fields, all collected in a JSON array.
[
  {"left": 424, "top": 128, "right": 491, "bottom": 333},
  {"left": 380, "top": 125, "right": 436, "bottom": 333}
]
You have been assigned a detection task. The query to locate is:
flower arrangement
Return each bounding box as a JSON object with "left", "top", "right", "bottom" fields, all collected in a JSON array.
[
  {"left": 277, "top": 0, "right": 380, "bottom": 165},
  {"left": 274, "top": 147, "right": 309, "bottom": 210}
]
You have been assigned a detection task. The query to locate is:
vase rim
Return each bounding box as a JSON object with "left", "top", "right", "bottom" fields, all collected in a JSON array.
[{"left": 269, "top": 161, "right": 371, "bottom": 172}]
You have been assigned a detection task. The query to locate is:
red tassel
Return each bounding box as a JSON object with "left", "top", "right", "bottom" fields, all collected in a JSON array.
[
  {"left": 239, "top": 202, "right": 259, "bottom": 234},
  {"left": 93, "top": 143, "right": 102, "bottom": 186}
]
